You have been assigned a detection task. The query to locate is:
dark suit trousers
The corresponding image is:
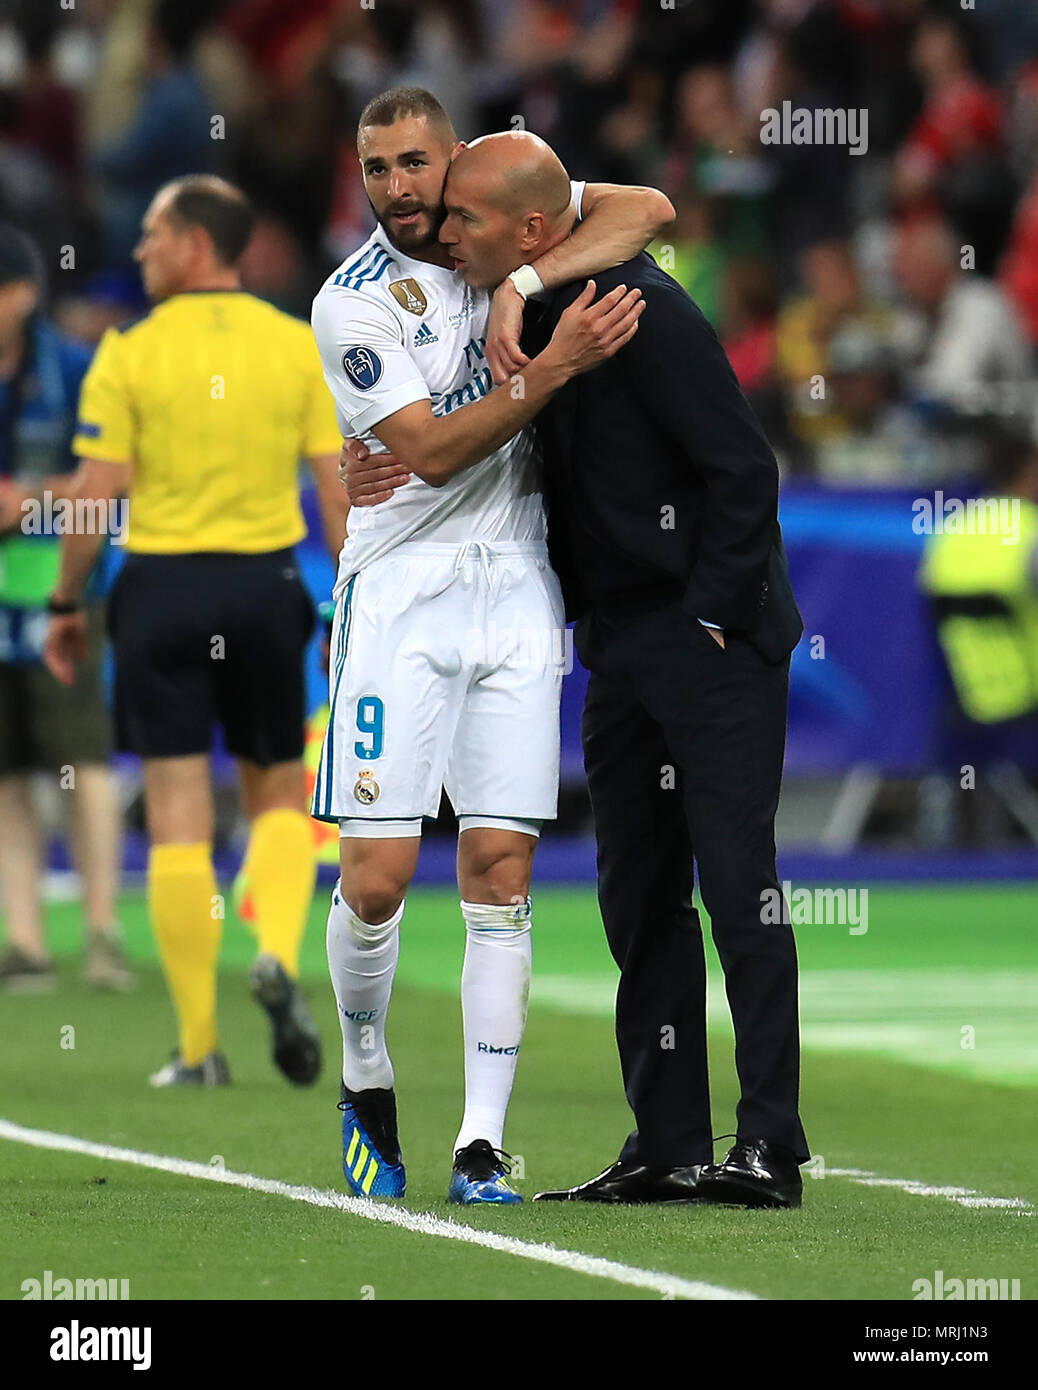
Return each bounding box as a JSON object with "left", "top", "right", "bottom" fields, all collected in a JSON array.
[{"left": 577, "top": 602, "right": 809, "bottom": 1167}]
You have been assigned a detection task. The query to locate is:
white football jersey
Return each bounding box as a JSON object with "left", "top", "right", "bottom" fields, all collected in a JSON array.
[{"left": 312, "top": 181, "right": 585, "bottom": 595}]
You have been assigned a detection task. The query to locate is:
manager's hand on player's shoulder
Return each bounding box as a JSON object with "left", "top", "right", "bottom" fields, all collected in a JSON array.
[
  {"left": 540, "top": 280, "right": 644, "bottom": 381},
  {"left": 339, "top": 438, "right": 411, "bottom": 507}
]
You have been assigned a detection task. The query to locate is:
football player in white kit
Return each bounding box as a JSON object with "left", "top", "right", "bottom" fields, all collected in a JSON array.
[{"left": 311, "top": 87, "right": 672, "bottom": 1203}]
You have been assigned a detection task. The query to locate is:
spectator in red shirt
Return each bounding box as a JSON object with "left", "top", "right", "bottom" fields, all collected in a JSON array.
[
  {"left": 893, "top": 11, "right": 1003, "bottom": 209},
  {"left": 1000, "top": 170, "right": 1038, "bottom": 345}
]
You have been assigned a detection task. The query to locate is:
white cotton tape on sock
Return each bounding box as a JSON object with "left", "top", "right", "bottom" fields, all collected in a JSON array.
[
  {"left": 346, "top": 899, "right": 404, "bottom": 948},
  {"left": 459, "top": 897, "right": 533, "bottom": 931}
]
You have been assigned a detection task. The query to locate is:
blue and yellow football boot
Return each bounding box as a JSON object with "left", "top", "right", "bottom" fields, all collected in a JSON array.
[
  {"left": 338, "top": 1082, "right": 406, "bottom": 1198},
  {"left": 448, "top": 1139, "right": 522, "bottom": 1205}
]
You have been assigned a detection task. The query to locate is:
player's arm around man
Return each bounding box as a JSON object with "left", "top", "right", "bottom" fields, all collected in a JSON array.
[
  {"left": 482, "top": 174, "right": 673, "bottom": 385},
  {"left": 339, "top": 136, "right": 668, "bottom": 503}
]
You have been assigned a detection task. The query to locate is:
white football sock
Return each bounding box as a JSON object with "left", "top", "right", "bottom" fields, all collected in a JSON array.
[
  {"left": 454, "top": 898, "right": 532, "bottom": 1155},
  {"left": 325, "top": 882, "right": 402, "bottom": 1092}
]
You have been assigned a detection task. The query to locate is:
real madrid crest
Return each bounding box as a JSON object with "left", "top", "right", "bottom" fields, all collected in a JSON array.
[
  {"left": 390, "top": 278, "right": 427, "bottom": 315},
  {"left": 354, "top": 769, "right": 380, "bottom": 804}
]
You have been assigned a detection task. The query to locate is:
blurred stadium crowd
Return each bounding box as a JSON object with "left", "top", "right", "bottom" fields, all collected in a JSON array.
[{"left": 2, "top": 0, "right": 1038, "bottom": 485}]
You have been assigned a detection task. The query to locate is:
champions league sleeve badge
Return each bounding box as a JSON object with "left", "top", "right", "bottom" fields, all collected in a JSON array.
[
  {"left": 353, "top": 770, "right": 381, "bottom": 804},
  {"left": 342, "top": 346, "right": 384, "bottom": 391}
]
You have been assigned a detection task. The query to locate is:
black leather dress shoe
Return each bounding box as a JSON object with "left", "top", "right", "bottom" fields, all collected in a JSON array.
[
  {"left": 694, "top": 1138, "right": 803, "bottom": 1209},
  {"left": 533, "top": 1161, "right": 703, "bottom": 1204}
]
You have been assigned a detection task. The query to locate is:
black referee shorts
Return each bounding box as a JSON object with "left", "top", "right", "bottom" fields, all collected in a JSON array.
[{"left": 107, "top": 549, "right": 315, "bottom": 766}]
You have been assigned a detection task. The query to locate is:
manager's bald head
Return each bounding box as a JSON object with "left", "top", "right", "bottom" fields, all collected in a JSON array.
[
  {"left": 440, "top": 131, "right": 576, "bottom": 289},
  {"left": 460, "top": 132, "right": 572, "bottom": 220}
]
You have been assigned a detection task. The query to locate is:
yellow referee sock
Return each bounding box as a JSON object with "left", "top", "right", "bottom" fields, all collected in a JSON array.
[
  {"left": 148, "top": 843, "right": 221, "bottom": 1067},
  {"left": 241, "top": 808, "right": 317, "bottom": 979}
]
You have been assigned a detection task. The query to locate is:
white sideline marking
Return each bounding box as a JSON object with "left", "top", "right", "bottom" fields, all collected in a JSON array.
[
  {"left": 826, "top": 1168, "right": 1034, "bottom": 1213},
  {"left": 0, "top": 1118, "right": 756, "bottom": 1302}
]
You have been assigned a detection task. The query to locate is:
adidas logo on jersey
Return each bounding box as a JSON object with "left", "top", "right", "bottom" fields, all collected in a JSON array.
[{"left": 414, "top": 322, "right": 439, "bottom": 347}]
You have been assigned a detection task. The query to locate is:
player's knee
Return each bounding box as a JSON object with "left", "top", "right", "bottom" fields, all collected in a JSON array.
[
  {"left": 343, "top": 881, "right": 407, "bottom": 926},
  {"left": 461, "top": 845, "right": 533, "bottom": 905}
]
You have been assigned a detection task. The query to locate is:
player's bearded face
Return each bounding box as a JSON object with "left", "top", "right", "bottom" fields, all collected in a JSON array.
[
  {"left": 359, "top": 117, "right": 452, "bottom": 256},
  {"left": 374, "top": 192, "right": 447, "bottom": 254}
]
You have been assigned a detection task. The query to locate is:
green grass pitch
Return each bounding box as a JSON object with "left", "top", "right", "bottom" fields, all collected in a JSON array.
[{"left": 1, "top": 881, "right": 1035, "bottom": 1300}]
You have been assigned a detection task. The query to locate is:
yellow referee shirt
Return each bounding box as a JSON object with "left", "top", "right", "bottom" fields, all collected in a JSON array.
[{"left": 72, "top": 291, "right": 342, "bottom": 554}]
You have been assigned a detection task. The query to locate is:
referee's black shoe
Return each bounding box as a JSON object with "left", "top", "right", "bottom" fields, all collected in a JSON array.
[
  {"left": 249, "top": 953, "right": 322, "bottom": 1086},
  {"left": 694, "top": 1138, "right": 803, "bottom": 1209},
  {"left": 533, "top": 1161, "right": 703, "bottom": 1204}
]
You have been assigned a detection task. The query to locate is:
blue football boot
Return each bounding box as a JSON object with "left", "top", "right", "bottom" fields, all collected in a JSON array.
[
  {"left": 448, "top": 1139, "right": 523, "bottom": 1205},
  {"left": 338, "top": 1082, "right": 406, "bottom": 1198}
]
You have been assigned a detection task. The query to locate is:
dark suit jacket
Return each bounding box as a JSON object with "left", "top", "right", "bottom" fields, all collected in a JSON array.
[{"left": 524, "top": 253, "right": 803, "bottom": 665}]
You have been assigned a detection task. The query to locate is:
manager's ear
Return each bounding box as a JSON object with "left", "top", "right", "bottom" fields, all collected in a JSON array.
[
  {"left": 450, "top": 141, "right": 467, "bottom": 162},
  {"left": 519, "top": 211, "right": 546, "bottom": 251}
]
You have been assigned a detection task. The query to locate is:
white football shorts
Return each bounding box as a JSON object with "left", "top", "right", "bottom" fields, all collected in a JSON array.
[{"left": 311, "top": 541, "right": 566, "bottom": 828}]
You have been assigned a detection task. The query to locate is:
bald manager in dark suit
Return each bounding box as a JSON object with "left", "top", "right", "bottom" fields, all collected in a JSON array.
[{"left": 526, "top": 251, "right": 810, "bottom": 1208}]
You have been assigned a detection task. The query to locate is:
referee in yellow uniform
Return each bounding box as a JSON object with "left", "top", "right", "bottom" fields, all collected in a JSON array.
[{"left": 44, "top": 175, "right": 345, "bottom": 1088}]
